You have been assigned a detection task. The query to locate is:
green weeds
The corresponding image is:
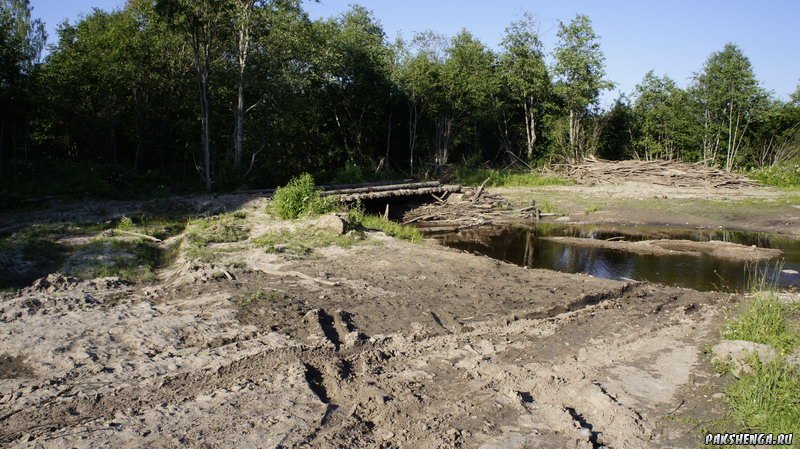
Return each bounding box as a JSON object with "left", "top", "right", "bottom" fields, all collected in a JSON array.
[
  {"left": 271, "top": 173, "right": 337, "bottom": 219},
  {"left": 348, "top": 207, "right": 422, "bottom": 243},
  {"left": 749, "top": 159, "right": 800, "bottom": 188},
  {"left": 454, "top": 167, "right": 573, "bottom": 188},
  {"left": 715, "top": 281, "right": 800, "bottom": 442}
]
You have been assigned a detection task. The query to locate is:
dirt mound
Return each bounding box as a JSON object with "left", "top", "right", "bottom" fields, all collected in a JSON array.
[{"left": 561, "top": 157, "right": 757, "bottom": 188}]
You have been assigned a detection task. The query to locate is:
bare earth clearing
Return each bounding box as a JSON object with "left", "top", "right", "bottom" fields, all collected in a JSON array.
[
  {"left": 496, "top": 181, "right": 800, "bottom": 238},
  {"left": 0, "top": 183, "right": 796, "bottom": 448}
]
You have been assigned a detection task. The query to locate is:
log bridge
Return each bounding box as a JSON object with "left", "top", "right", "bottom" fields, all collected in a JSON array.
[{"left": 321, "top": 180, "right": 462, "bottom": 202}]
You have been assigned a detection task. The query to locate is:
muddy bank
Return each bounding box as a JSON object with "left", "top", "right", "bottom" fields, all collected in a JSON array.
[
  {"left": 0, "top": 207, "right": 736, "bottom": 448},
  {"left": 543, "top": 236, "right": 782, "bottom": 262}
]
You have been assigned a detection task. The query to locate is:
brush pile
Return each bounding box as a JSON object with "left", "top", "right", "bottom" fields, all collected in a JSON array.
[
  {"left": 560, "top": 157, "right": 757, "bottom": 188},
  {"left": 402, "top": 182, "right": 535, "bottom": 233}
]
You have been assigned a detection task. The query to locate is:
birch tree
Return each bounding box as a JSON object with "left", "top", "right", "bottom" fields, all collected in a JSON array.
[
  {"left": 552, "top": 14, "right": 612, "bottom": 162},
  {"left": 693, "top": 43, "right": 763, "bottom": 171},
  {"left": 500, "top": 12, "right": 549, "bottom": 160}
]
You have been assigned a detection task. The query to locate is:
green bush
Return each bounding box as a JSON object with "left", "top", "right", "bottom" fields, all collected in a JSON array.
[
  {"left": 272, "top": 173, "right": 336, "bottom": 219},
  {"left": 333, "top": 162, "right": 368, "bottom": 184}
]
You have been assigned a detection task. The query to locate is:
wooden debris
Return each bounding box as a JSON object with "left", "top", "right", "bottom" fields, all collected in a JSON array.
[
  {"left": 403, "top": 185, "right": 529, "bottom": 233},
  {"left": 322, "top": 181, "right": 462, "bottom": 202},
  {"left": 558, "top": 157, "right": 757, "bottom": 188}
]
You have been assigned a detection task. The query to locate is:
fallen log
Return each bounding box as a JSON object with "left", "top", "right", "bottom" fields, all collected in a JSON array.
[
  {"left": 335, "top": 185, "right": 462, "bottom": 202},
  {"left": 322, "top": 181, "right": 441, "bottom": 196}
]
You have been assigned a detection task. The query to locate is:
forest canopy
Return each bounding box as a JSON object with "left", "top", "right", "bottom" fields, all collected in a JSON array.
[{"left": 1, "top": 0, "right": 798, "bottom": 199}]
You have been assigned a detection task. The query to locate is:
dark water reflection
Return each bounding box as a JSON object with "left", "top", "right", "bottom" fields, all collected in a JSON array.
[{"left": 435, "top": 224, "right": 800, "bottom": 292}]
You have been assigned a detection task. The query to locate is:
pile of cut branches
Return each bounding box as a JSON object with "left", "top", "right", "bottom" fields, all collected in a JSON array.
[
  {"left": 558, "top": 157, "right": 757, "bottom": 188},
  {"left": 402, "top": 181, "right": 537, "bottom": 233}
]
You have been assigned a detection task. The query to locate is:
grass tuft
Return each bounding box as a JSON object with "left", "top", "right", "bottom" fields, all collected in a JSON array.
[
  {"left": 183, "top": 213, "right": 250, "bottom": 262},
  {"left": 725, "top": 358, "right": 800, "bottom": 438},
  {"left": 749, "top": 159, "right": 800, "bottom": 188}
]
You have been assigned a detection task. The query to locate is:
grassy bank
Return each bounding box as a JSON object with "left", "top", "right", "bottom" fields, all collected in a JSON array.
[
  {"left": 749, "top": 159, "right": 800, "bottom": 190},
  {"left": 716, "top": 290, "right": 800, "bottom": 441}
]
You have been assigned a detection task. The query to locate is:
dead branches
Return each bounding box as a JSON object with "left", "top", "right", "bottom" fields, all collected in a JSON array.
[
  {"left": 402, "top": 186, "right": 528, "bottom": 233},
  {"left": 558, "top": 157, "right": 757, "bottom": 188}
]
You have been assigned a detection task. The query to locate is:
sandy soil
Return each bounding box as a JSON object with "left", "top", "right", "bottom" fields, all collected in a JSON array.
[
  {"left": 495, "top": 181, "right": 800, "bottom": 239},
  {"left": 0, "top": 192, "right": 742, "bottom": 448}
]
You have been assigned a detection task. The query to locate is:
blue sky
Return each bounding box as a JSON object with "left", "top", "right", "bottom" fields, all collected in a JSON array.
[{"left": 31, "top": 0, "right": 800, "bottom": 106}]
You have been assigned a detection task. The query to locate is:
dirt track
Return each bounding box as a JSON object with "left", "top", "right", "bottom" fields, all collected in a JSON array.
[{"left": 0, "top": 196, "right": 739, "bottom": 448}]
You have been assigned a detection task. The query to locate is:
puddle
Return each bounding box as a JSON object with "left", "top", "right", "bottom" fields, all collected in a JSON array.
[{"left": 434, "top": 224, "right": 800, "bottom": 292}]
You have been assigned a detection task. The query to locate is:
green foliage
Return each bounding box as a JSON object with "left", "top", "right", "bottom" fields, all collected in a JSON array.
[
  {"left": 347, "top": 206, "right": 422, "bottom": 243},
  {"left": 271, "top": 173, "right": 336, "bottom": 219},
  {"left": 454, "top": 166, "right": 573, "bottom": 187},
  {"left": 750, "top": 159, "right": 800, "bottom": 187},
  {"left": 722, "top": 292, "right": 799, "bottom": 355},
  {"left": 332, "top": 162, "right": 369, "bottom": 184},
  {"left": 2, "top": 1, "right": 799, "bottom": 201},
  {"left": 553, "top": 16, "right": 613, "bottom": 116},
  {"left": 117, "top": 216, "right": 134, "bottom": 230},
  {"left": 239, "top": 288, "right": 282, "bottom": 305},
  {"left": 724, "top": 359, "right": 800, "bottom": 439},
  {"left": 693, "top": 43, "right": 766, "bottom": 171}
]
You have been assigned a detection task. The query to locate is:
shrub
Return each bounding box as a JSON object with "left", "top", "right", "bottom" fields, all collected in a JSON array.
[{"left": 272, "top": 173, "right": 336, "bottom": 219}]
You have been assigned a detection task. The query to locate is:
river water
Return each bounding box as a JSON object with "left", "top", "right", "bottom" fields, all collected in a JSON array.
[{"left": 434, "top": 224, "right": 800, "bottom": 292}]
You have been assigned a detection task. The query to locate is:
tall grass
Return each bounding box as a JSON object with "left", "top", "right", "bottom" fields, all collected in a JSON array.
[{"left": 717, "top": 260, "right": 800, "bottom": 440}]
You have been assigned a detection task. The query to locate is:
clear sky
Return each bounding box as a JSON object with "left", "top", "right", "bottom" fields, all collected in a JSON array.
[{"left": 31, "top": 0, "right": 800, "bottom": 106}]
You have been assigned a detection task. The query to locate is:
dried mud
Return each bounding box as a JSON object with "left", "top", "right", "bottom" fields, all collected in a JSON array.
[{"left": 0, "top": 201, "right": 738, "bottom": 448}]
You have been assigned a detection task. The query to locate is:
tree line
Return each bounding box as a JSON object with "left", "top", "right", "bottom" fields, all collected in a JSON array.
[{"left": 1, "top": 0, "right": 798, "bottom": 197}]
